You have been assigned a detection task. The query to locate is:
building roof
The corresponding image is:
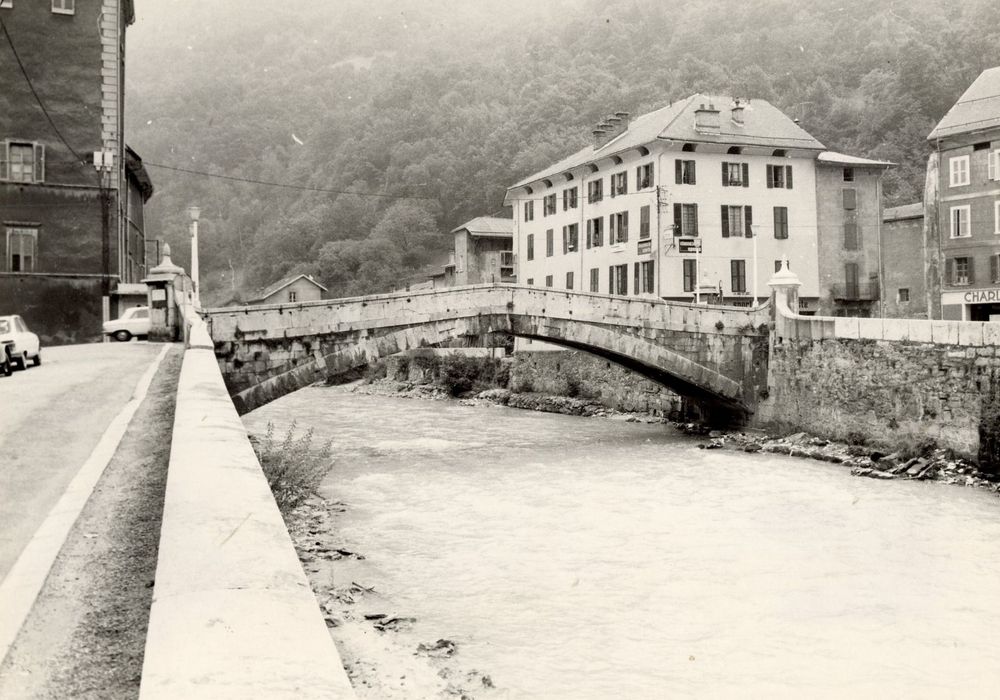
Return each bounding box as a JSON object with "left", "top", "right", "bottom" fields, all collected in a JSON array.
[
  {"left": 248, "top": 274, "right": 327, "bottom": 303},
  {"left": 883, "top": 203, "right": 924, "bottom": 222},
  {"left": 928, "top": 66, "right": 1000, "bottom": 140},
  {"left": 125, "top": 145, "right": 154, "bottom": 202},
  {"left": 817, "top": 151, "right": 894, "bottom": 167},
  {"left": 451, "top": 216, "right": 514, "bottom": 238},
  {"left": 509, "top": 94, "right": 826, "bottom": 191}
]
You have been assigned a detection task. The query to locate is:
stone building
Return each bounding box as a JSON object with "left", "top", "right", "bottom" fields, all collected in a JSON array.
[
  {"left": 448, "top": 216, "right": 514, "bottom": 285},
  {"left": 926, "top": 65, "right": 1000, "bottom": 321},
  {"left": 881, "top": 203, "right": 927, "bottom": 319},
  {"left": 504, "top": 94, "right": 886, "bottom": 315},
  {"left": 244, "top": 274, "right": 326, "bottom": 306},
  {"left": 814, "top": 152, "right": 892, "bottom": 316},
  {"left": 0, "top": 0, "right": 153, "bottom": 344}
]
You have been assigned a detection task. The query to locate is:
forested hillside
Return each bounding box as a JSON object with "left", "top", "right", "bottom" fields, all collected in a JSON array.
[{"left": 126, "top": 0, "right": 1000, "bottom": 303}]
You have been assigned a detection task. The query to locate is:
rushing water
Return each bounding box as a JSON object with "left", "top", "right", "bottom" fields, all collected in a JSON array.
[{"left": 245, "top": 388, "right": 1000, "bottom": 699}]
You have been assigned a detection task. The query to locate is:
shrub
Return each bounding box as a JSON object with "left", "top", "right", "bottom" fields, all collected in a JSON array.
[
  {"left": 251, "top": 421, "right": 333, "bottom": 516},
  {"left": 511, "top": 376, "right": 534, "bottom": 393},
  {"left": 439, "top": 355, "right": 481, "bottom": 396},
  {"left": 363, "top": 361, "right": 387, "bottom": 382},
  {"left": 845, "top": 430, "right": 868, "bottom": 446}
]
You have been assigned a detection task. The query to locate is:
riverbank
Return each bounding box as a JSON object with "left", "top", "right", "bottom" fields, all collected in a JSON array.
[{"left": 282, "top": 495, "right": 499, "bottom": 700}]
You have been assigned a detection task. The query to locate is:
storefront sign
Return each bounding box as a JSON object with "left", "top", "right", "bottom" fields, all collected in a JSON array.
[
  {"left": 637, "top": 240, "right": 651, "bottom": 255},
  {"left": 963, "top": 289, "right": 1000, "bottom": 304}
]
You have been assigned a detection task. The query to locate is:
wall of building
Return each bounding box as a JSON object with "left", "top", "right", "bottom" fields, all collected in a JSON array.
[
  {"left": 454, "top": 234, "right": 513, "bottom": 285},
  {"left": 513, "top": 142, "right": 821, "bottom": 304},
  {"left": 814, "top": 164, "right": 883, "bottom": 316},
  {"left": 882, "top": 214, "right": 927, "bottom": 318},
  {"left": 0, "top": 274, "right": 104, "bottom": 345},
  {"left": 261, "top": 278, "right": 323, "bottom": 305}
]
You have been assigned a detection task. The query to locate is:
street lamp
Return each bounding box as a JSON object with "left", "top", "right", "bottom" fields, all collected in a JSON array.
[
  {"left": 188, "top": 206, "right": 201, "bottom": 308},
  {"left": 751, "top": 224, "right": 760, "bottom": 307}
]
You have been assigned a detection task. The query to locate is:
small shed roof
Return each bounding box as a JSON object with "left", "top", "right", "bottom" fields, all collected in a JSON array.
[
  {"left": 928, "top": 66, "right": 1000, "bottom": 140},
  {"left": 817, "top": 151, "right": 894, "bottom": 167},
  {"left": 451, "top": 216, "right": 513, "bottom": 238},
  {"left": 249, "top": 274, "right": 327, "bottom": 303}
]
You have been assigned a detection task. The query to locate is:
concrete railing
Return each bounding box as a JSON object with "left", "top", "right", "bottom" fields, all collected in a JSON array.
[{"left": 140, "top": 316, "right": 355, "bottom": 699}]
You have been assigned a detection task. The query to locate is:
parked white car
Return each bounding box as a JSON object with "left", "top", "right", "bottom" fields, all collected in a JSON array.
[
  {"left": 103, "top": 306, "right": 151, "bottom": 342},
  {"left": 0, "top": 315, "right": 42, "bottom": 370}
]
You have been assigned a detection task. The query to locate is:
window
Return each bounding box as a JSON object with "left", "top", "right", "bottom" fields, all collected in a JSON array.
[
  {"left": 766, "top": 164, "right": 793, "bottom": 189},
  {"left": 995, "top": 200, "right": 1000, "bottom": 235},
  {"left": 683, "top": 259, "right": 697, "bottom": 292},
  {"left": 566, "top": 271, "right": 574, "bottom": 290},
  {"left": 562, "top": 224, "right": 579, "bottom": 253},
  {"left": 609, "top": 211, "right": 629, "bottom": 244},
  {"left": 845, "top": 262, "right": 860, "bottom": 297},
  {"left": 949, "top": 257, "right": 972, "bottom": 286},
  {"left": 639, "top": 205, "right": 650, "bottom": 239},
  {"left": 52, "top": 0, "right": 74, "bottom": 13},
  {"left": 526, "top": 278, "right": 534, "bottom": 286},
  {"left": 588, "top": 179, "right": 603, "bottom": 203},
  {"left": 950, "top": 205, "right": 971, "bottom": 238},
  {"left": 524, "top": 200, "right": 534, "bottom": 222},
  {"left": 673, "top": 203, "right": 699, "bottom": 236},
  {"left": 721, "top": 205, "right": 752, "bottom": 238},
  {"left": 636, "top": 260, "right": 654, "bottom": 294},
  {"left": 773, "top": 206, "right": 788, "bottom": 239},
  {"left": 992, "top": 256, "right": 1000, "bottom": 284},
  {"left": 545, "top": 229, "right": 554, "bottom": 256},
  {"left": 543, "top": 193, "right": 557, "bottom": 216},
  {"left": 843, "top": 188, "right": 857, "bottom": 210},
  {"left": 731, "top": 260, "right": 747, "bottom": 294},
  {"left": 989, "top": 150, "right": 1000, "bottom": 181},
  {"left": 589, "top": 267, "right": 599, "bottom": 292},
  {"left": 0, "top": 1, "right": 11, "bottom": 8},
  {"left": 844, "top": 222, "right": 859, "bottom": 250},
  {"left": 288, "top": 290, "right": 298, "bottom": 302},
  {"left": 608, "top": 264, "right": 627, "bottom": 295},
  {"left": 6, "top": 226, "right": 37, "bottom": 271},
  {"left": 722, "top": 162, "right": 749, "bottom": 187},
  {"left": 586, "top": 217, "right": 604, "bottom": 248},
  {"left": 526, "top": 234, "right": 534, "bottom": 261},
  {"left": 949, "top": 155, "right": 970, "bottom": 187},
  {"left": 843, "top": 167, "right": 854, "bottom": 182},
  {"left": 675, "top": 159, "right": 696, "bottom": 185},
  {"left": 545, "top": 275, "right": 553, "bottom": 288},
  {"left": 610, "top": 172, "right": 627, "bottom": 197},
  {"left": 636, "top": 163, "right": 654, "bottom": 190},
  {"left": 1, "top": 141, "right": 44, "bottom": 183},
  {"left": 563, "top": 187, "right": 578, "bottom": 211},
  {"left": 898, "top": 288, "right": 910, "bottom": 303}
]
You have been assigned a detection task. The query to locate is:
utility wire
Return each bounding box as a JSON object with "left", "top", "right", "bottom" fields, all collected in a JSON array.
[{"left": 0, "top": 17, "right": 88, "bottom": 167}]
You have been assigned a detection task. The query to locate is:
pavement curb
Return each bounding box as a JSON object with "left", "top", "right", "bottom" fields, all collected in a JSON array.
[{"left": 0, "top": 343, "right": 172, "bottom": 665}]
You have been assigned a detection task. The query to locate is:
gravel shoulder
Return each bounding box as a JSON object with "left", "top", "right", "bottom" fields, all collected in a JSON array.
[{"left": 0, "top": 345, "right": 183, "bottom": 699}]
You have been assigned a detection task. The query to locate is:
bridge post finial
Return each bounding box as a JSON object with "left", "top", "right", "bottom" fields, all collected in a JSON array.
[{"left": 767, "top": 256, "right": 802, "bottom": 330}]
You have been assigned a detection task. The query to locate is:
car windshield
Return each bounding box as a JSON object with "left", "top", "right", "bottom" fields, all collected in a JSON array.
[
  {"left": 134, "top": 309, "right": 148, "bottom": 318},
  {"left": 0, "top": 320, "right": 9, "bottom": 333}
]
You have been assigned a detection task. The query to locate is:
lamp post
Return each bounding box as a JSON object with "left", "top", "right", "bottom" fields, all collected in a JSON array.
[
  {"left": 751, "top": 224, "right": 760, "bottom": 307},
  {"left": 188, "top": 206, "right": 201, "bottom": 308}
]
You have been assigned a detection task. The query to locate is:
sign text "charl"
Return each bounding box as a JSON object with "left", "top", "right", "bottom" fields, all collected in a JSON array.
[{"left": 964, "top": 289, "right": 1000, "bottom": 303}]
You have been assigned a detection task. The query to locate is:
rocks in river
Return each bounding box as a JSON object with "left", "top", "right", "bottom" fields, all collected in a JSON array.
[
  {"left": 417, "top": 639, "right": 458, "bottom": 658},
  {"left": 373, "top": 616, "right": 417, "bottom": 632}
]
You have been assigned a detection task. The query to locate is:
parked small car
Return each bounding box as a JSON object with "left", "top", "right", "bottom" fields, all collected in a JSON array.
[
  {"left": 103, "top": 306, "right": 151, "bottom": 342},
  {"left": 0, "top": 340, "right": 12, "bottom": 376},
  {"left": 0, "top": 315, "right": 42, "bottom": 370}
]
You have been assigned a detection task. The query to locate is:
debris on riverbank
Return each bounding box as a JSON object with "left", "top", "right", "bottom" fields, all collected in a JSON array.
[
  {"left": 704, "top": 431, "right": 1000, "bottom": 494},
  {"left": 281, "top": 495, "right": 501, "bottom": 700}
]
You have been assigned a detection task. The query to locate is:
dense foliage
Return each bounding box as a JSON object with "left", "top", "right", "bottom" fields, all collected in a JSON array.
[{"left": 126, "top": 0, "right": 1000, "bottom": 303}]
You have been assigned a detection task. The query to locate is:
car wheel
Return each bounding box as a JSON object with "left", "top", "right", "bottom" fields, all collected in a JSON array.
[
  {"left": 113, "top": 330, "right": 132, "bottom": 342},
  {"left": 32, "top": 351, "right": 41, "bottom": 367},
  {"left": 1, "top": 359, "right": 10, "bottom": 377},
  {"left": 12, "top": 353, "right": 26, "bottom": 371}
]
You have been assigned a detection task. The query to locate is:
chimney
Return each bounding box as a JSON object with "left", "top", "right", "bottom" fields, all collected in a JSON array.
[
  {"left": 593, "top": 121, "right": 613, "bottom": 148},
  {"left": 593, "top": 111, "right": 630, "bottom": 149},
  {"left": 731, "top": 99, "right": 745, "bottom": 126},
  {"left": 694, "top": 102, "right": 721, "bottom": 133}
]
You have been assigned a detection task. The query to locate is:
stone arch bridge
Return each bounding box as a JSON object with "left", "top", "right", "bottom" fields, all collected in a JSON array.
[{"left": 205, "top": 284, "right": 771, "bottom": 419}]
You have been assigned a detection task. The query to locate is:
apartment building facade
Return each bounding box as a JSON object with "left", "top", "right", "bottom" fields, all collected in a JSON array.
[
  {"left": 505, "top": 95, "right": 882, "bottom": 315},
  {"left": 0, "top": 0, "right": 153, "bottom": 344},
  {"left": 881, "top": 203, "right": 927, "bottom": 318},
  {"left": 927, "top": 66, "right": 1000, "bottom": 321}
]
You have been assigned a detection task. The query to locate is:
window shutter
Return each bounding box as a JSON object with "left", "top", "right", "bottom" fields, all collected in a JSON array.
[
  {"left": 742, "top": 163, "right": 749, "bottom": 188},
  {"left": 992, "top": 255, "right": 999, "bottom": 284},
  {"left": 636, "top": 166, "right": 642, "bottom": 190},
  {"left": 946, "top": 258, "right": 954, "bottom": 284},
  {"left": 721, "top": 205, "right": 730, "bottom": 238},
  {"left": 766, "top": 166, "right": 773, "bottom": 189},
  {"left": 0, "top": 142, "right": 7, "bottom": 180},
  {"left": 785, "top": 165, "right": 793, "bottom": 189},
  {"left": 562, "top": 226, "right": 567, "bottom": 254},
  {"left": 968, "top": 258, "right": 976, "bottom": 285},
  {"left": 690, "top": 162, "right": 696, "bottom": 185},
  {"left": 744, "top": 205, "right": 753, "bottom": 238},
  {"left": 843, "top": 189, "right": 857, "bottom": 210},
  {"left": 990, "top": 151, "right": 1000, "bottom": 181},
  {"left": 634, "top": 262, "right": 639, "bottom": 294},
  {"left": 586, "top": 220, "right": 592, "bottom": 249},
  {"left": 722, "top": 163, "right": 729, "bottom": 186},
  {"left": 675, "top": 160, "right": 682, "bottom": 184},
  {"left": 673, "top": 203, "right": 682, "bottom": 236},
  {"left": 609, "top": 267, "right": 614, "bottom": 294},
  {"left": 621, "top": 173, "right": 627, "bottom": 195},
  {"left": 610, "top": 176, "right": 616, "bottom": 198},
  {"left": 692, "top": 204, "right": 699, "bottom": 236},
  {"left": 32, "top": 143, "right": 45, "bottom": 183},
  {"left": 622, "top": 211, "right": 628, "bottom": 242}
]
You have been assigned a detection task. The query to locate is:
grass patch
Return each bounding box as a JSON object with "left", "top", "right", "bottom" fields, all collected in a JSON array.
[{"left": 251, "top": 421, "right": 333, "bottom": 515}]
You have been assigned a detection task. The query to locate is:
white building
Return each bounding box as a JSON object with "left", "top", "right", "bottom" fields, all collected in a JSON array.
[{"left": 503, "top": 95, "right": 833, "bottom": 309}]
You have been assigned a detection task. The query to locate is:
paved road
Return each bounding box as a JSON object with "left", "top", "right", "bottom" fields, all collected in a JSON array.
[{"left": 0, "top": 342, "right": 164, "bottom": 582}]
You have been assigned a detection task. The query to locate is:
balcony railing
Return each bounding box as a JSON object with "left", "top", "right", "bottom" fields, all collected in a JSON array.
[{"left": 831, "top": 282, "right": 879, "bottom": 300}]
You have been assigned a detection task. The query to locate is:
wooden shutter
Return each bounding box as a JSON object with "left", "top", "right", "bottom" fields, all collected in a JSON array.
[
  {"left": 692, "top": 204, "right": 699, "bottom": 236},
  {"left": 742, "top": 163, "right": 749, "bottom": 188},
  {"left": 722, "top": 163, "right": 729, "bottom": 186},
  {"left": 609, "top": 176, "right": 616, "bottom": 198},
  {"left": 675, "top": 160, "right": 682, "bottom": 184},
  {"left": 640, "top": 205, "right": 649, "bottom": 239},
  {"left": 744, "top": 205, "right": 753, "bottom": 237},
  {"left": 843, "top": 189, "right": 857, "bottom": 210},
  {"left": 33, "top": 143, "right": 44, "bottom": 183},
  {"left": 992, "top": 255, "right": 999, "bottom": 284},
  {"left": 690, "top": 161, "right": 696, "bottom": 185},
  {"left": 785, "top": 165, "right": 793, "bottom": 189},
  {"left": 622, "top": 211, "right": 629, "bottom": 242},
  {"left": 844, "top": 223, "right": 857, "bottom": 250},
  {"left": 609, "top": 267, "right": 614, "bottom": 294},
  {"left": 634, "top": 262, "right": 640, "bottom": 295},
  {"left": 562, "top": 226, "right": 567, "bottom": 254},
  {"left": 0, "top": 142, "right": 7, "bottom": 180},
  {"left": 766, "top": 165, "right": 773, "bottom": 189},
  {"left": 621, "top": 173, "right": 627, "bottom": 195},
  {"left": 673, "top": 203, "right": 682, "bottom": 236},
  {"left": 586, "top": 220, "right": 592, "bottom": 249},
  {"left": 636, "top": 166, "right": 642, "bottom": 190},
  {"left": 946, "top": 258, "right": 954, "bottom": 285},
  {"left": 721, "top": 205, "right": 730, "bottom": 238}
]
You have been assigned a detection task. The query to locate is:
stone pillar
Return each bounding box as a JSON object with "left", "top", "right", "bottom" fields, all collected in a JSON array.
[
  {"left": 767, "top": 256, "right": 802, "bottom": 336},
  {"left": 923, "top": 152, "right": 942, "bottom": 320},
  {"left": 143, "top": 243, "right": 185, "bottom": 342}
]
